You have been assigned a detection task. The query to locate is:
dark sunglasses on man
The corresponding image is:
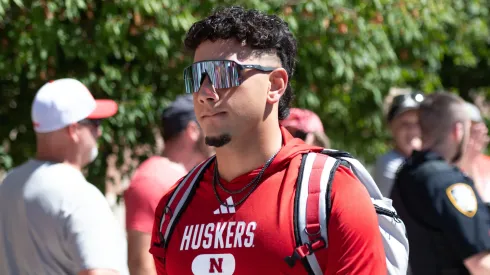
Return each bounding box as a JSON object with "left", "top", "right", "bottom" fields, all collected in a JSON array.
[
  {"left": 78, "top": 119, "right": 102, "bottom": 128},
  {"left": 290, "top": 129, "right": 308, "bottom": 141},
  {"left": 183, "top": 60, "right": 279, "bottom": 94}
]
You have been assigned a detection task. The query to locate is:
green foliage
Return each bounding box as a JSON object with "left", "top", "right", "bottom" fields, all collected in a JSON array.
[{"left": 0, "top": 0, "right": 489, "bottom": 190}]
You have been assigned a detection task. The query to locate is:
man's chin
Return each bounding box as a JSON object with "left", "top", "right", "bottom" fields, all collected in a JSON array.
[{"left": 205, "top": 134, "right": 232, "bottom": 148}]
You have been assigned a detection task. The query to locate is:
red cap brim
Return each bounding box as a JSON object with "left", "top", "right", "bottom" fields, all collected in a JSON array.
[{"left": 87, "top": 99, "right": 118, "bottom": 119}]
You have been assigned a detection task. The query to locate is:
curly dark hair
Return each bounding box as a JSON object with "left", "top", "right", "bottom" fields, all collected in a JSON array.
[{"left": 184, "top": 6, "right": 297, "bottom": 120}]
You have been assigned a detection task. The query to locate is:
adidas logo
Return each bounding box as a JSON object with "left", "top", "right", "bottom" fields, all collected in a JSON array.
[{"left": 213, "top": 196, "right": 236, "bottom": 214}]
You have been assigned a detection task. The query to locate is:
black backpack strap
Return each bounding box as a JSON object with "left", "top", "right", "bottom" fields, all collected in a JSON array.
[
  {"left": 285, "top": 152, "right": 340, "bottom": 274},
  {"left": 321, "top": 149, "right": 353, "bottom": 159}
]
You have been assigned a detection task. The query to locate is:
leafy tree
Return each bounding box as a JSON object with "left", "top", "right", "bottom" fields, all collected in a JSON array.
[{"left": 0, "top": 0, "right": 489, "bottom": 191}]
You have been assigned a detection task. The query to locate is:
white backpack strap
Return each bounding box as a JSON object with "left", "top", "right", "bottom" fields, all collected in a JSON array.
[
  {"left": 157, "top": 156, "right": 215, "bottom": 248},
  {"left": 322, "top": 149, "right": 384, "bottom": 199},
  {"left": 285, "top": 152, "right": 339, "bottom": 275},
  {"left": 322, "top": 149, "right": 410, "bottom": 275}
]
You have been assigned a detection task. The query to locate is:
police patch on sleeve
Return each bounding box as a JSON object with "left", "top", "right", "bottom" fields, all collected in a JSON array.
[{"left": 446, "top": 183, "right": 478, "bottom": 218}]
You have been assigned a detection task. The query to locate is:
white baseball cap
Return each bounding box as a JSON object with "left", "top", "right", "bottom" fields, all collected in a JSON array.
[
  {"left": 31, "top": 78, "right": 118, "bottom": 133},
  {"left": 465, "top": 102, "right": 483, "bottom": 123}
]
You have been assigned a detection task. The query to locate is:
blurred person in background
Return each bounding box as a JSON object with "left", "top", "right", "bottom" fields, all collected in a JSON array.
[
  {"left": 391, "top": 92, "right": 490, "bottom": 275},
  {"left": 458, "top": 102, "right": 490, "bottom": 207},
  {"left": 280, "top": 107, "right": 330, "bottom": 148},
  {"left": 374, "top": 88, "right": 424, "bottom": 197},
  {"left": 124, "top": 94, "right": 212, "bottom": 275},
  {"left": 0, "top": 79, "right": 129, "bottom": 275}
]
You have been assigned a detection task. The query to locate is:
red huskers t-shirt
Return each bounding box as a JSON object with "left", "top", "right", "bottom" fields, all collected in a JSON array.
[{"left": 150, "top": 128, "right": 386, "bottom": 275}]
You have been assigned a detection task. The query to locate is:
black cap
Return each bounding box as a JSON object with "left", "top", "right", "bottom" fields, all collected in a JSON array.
[
  {"left": 161, "top": 95, "right": 196, "bottom": 140},
  {"left": 387, "top": 92, "right": 424, "bottom": 123}
]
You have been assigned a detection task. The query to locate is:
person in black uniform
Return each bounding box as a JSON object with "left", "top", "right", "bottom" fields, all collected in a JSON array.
[{"left": 391, "top": 92, "right": 490, "bottom": 275}]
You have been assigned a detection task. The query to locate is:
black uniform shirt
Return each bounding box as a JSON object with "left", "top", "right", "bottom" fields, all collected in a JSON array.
[{"left": 391, "top": 150, "right": 490, "bottom": 275}]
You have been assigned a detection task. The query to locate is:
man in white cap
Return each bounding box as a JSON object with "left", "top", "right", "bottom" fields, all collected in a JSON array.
[{"left": 0, "top": 78, "right": 129, "bottom": 275}]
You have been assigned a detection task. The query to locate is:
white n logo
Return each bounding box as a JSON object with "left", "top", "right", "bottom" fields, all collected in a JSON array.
[
  {"left": 213, "top": 197, "right": 236, "bottom": 215},
  {"left": 191, "top": 254, "right": 236, "bottom": 275}
]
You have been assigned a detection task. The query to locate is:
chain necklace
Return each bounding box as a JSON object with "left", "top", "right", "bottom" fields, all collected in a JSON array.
[{"left": 213, "top": 144, "right": 281, "bottom": 208}]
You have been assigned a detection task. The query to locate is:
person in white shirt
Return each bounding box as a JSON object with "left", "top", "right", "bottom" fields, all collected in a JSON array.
[{"left": 0, "top": 78, "right": 129, "bottom": 275}]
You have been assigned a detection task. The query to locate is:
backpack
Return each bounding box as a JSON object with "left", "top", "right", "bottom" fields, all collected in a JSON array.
[{"left": 153, "top": 149, "right": 409, "bottom": 275}]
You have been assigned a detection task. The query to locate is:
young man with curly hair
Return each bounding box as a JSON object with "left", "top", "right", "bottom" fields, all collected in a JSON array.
[{"left": 150, "top": 6, "right": 387, "bottom": 274}]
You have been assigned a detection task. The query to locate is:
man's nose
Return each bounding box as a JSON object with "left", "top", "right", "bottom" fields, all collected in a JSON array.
[{"left": 197, "top": 75, "right": 219, "bottom": 103}]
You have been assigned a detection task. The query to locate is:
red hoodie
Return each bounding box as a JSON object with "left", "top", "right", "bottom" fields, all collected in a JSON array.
[{"left": 150, "top": 127, "right": 386, "bottom": 274}]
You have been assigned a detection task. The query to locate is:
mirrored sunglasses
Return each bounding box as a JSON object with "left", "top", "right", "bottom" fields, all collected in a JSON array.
[{"left": 183, "top": 60, "right": 278, "bottom": 94}]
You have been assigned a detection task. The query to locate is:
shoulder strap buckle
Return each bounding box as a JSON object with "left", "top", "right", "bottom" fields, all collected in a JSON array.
[
  {"left": 284, "top": 238, "right": 326, "bottom": 268},
  {"left": 305, "top": 237, "right": 327, "bottom": 254}
]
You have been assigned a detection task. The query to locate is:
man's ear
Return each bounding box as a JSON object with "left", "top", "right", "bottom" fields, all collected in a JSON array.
[
  {"left": 266, "top": 68, "right": 288, "bottom": 104},
  {"left": 66, "top": 124, "right": 79, "bottom": 143},
  {"left": 454, "top": 121, "right": 465, "bottom": 142},
  {"left": 186, "top": 121, "right": 201, "bottom": 142}
]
